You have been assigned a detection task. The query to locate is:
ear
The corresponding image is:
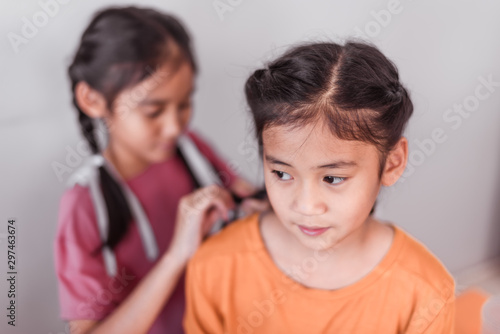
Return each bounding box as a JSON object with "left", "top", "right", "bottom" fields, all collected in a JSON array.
[
  {"left": 75, "top": 81, "right": 108, "bottom": 119},
  {"left": 381, "top": 137, "right": 408, "bottom": 187}
]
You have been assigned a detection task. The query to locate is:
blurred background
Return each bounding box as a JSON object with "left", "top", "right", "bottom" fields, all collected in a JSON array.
[{"left": 1, "top": 0, "right": 500, "bottom": 333}]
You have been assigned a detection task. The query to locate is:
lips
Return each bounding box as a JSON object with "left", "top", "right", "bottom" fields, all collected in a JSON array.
[
  {"left": 298, "top": 225, "right": 330, "bottom": 236},
  {"left": 160, "top": 142, "right": 176, "bottom": 151}
]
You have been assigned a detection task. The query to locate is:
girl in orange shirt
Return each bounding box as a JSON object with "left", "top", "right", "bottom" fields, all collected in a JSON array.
[{"left": 184, "top": 41, "right": 455, "bottom": 333}]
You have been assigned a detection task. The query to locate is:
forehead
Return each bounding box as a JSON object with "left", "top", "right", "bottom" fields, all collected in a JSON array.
[
  {"left": 119, "top": 62, "right": 194, "bottom": 103},
  {"left": 262, "top": 122, "right": 376, "bottom": 166},
  {"left": 146, "top": 62, "right": 194, "bottom": 94}
]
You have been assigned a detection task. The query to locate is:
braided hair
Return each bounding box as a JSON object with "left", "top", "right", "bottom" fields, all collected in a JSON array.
[{"left": 245, "top": 41, "right": 414, "bottom": 214}]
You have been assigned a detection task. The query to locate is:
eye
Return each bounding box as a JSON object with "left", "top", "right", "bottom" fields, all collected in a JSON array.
[
  {"left": 144, "top": 109, "right": 163, "bottom": 119},
  {"left": 323, "top": 176, "right": 345, "bottom": 185},
  {"left": 272, "top": 170, "right": 292, "bottom": 181},
  {"left": 178, "top": 101, "right": 191, "bottom": 111}
]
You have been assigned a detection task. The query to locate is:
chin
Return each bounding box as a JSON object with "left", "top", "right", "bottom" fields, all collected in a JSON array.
[
  {"left": 152, "top": 149, "right": 175, "bottom": 162},
  {"left": 290, "top": 228, "right": 336, "bottom": 251},
  {"left": 301, "top": 237, "right": 336, "bottom": 252}
]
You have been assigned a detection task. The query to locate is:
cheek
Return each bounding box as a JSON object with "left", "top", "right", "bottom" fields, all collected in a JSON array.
[
  {"left": 111, "top": 114, "right": 157, "bottom": 144},
  {"left": 263, "top": 173, "right": 289, "bottom": 213},
  {"left": 179, "top": 108, "right": 192, "bottom": 128},
  {"left": 339, "top": 177, "right": 380, "bottom": 219}
]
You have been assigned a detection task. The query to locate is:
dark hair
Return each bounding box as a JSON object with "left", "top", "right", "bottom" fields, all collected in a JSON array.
[
  {"left": 245, "top": 41, "right": 413, "bottom": 177},
  {"left": 68, "top": 6, "right": 197, "bottom": 250}
]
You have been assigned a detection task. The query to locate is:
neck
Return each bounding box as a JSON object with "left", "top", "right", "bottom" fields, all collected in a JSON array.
[
  {"left": 103, "top": 139, "right": 150, "bottom": 181},
  {"left": 261, "top": 211, "right": 389, "bottom": 289},
  {"left": 284, "top": 213, "right": 373, "bottom": 265}
]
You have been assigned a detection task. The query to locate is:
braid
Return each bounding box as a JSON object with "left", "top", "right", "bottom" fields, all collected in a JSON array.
[
  {"left": 76, "top": 104, "right": 99, "bottom": 154},
  {"left": 74, "top": 98, "right": 134, "bottom": 250},
  {"left": 98, "top": 166, "right": 133, "bottom": 249}
]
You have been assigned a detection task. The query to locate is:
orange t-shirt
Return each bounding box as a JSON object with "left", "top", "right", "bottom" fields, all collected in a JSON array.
[{"left": 184, "top": 213, "right": 455, "bottom": 334}]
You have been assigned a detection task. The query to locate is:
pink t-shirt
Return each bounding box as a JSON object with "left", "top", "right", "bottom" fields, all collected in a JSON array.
[{"left": 54, "top": 131, "right": 236, "bottom": 334}]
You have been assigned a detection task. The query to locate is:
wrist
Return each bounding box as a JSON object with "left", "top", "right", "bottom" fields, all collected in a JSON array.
[{"left": 161, "top": 247, "right": 189, "bottom": 272}]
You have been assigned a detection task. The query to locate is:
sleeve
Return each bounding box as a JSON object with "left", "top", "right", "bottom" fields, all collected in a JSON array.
[
  {"left": 187, "top": 130, "right": 238, "bottom": 188},
  {"left": 406, "top": 289, "right": 456, "bottom": 334},
  {"left": 420, "top": 294, "right": 455, "bottom": 334},
  {"left": 183, "top": 258, "right": 225, "bottom": 334},
  {"left": 54, "top": 187, "right": 118, "bottom": 321}
]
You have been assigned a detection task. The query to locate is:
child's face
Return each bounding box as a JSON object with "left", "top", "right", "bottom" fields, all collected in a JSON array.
[
  {"left": 106, "top": 61, "right": 194, "bottom": 165},
  {"left": 262, "top": 122, "right": 383, "bottom": 251}
]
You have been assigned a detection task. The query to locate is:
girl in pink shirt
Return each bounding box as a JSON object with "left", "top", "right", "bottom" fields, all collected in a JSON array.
[{"left": 54, "top": 6, "right": 265, "bottom": 334}]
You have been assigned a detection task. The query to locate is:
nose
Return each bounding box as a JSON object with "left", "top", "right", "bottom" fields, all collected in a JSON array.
[
  {"left": 161, "top": 108, "right": 183, "bottom": 139},
  {"left": 291, "top": 182, "right": 327, "bottom": 216}
]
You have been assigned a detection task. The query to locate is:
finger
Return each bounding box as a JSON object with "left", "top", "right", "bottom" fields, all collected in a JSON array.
[
  {"left": 195, "top": 187, "right": 234, "bottom": 218},
  {"left": 240, "top": 198, "right": 271, "bottom": 214},
  {"left": 182, "top": 185, "right": 221, "bottom": 215},
  {"left": 202, "top": 208, "right": 223, "bottom": 235},
  {"left": 180, "top": 185, "right": 236, "bottom": 226},
  {"left": 215, "top": 186, "right": 236, "bottom": 211},
  {"left": 231, "top": 178, "right": 257, "bottom": 198},
  {"left": 198, "top": 185, "right": 236, "bottom": 214},
  {"left": 207, "top": 193, "right": 235, "bottom": 221}
]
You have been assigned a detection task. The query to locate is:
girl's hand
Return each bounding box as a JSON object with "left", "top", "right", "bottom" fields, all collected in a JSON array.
[
  {"left": 239, "top": 197, "right": 271, "bottom": 217},
  {"left": 230, "top": 178, "right": 271, "bottom": 217},
  {"left": 168, "top": 185, "right": 235, "bottom": 264}
]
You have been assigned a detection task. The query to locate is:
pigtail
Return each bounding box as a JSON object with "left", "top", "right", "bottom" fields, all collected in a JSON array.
[
  {"left": 97, "top": 165, "right": 133, "bottom": 249},
  {"left": 74, "top": 99, "right": 133, "bottom": 250}
]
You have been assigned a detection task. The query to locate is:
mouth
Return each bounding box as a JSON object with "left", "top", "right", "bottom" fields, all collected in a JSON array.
[
  {"left": 160, "top": 141, "right": 176, "bottom": 151},
  {"left": 297, "top": 225, "right": 330, "bottom": 237}
]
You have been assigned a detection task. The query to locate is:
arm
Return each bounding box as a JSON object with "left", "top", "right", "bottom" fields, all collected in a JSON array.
[
  {"left": 69, "top": 250, "right": 185, "bottom": 334},
  {"left": 183, "top": 257, "right": 224, "bottom": 334},
  {"left": 67, "top": 185, "right": 235, "bottom": 334}
]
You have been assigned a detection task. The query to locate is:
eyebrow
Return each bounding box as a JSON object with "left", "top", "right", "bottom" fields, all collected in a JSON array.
[
  {"left": 138, "top": 99, "right": 166, "bottom": 106},
  {"left": 265, "top": 154, "right": 358, "bottom": 169},
  {"left": 138, "top": 87, "right": 196, "bottom": 106}
]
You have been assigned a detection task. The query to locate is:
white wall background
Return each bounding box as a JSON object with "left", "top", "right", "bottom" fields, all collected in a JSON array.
[{"left": 1, "top": 0, "right": 499, "bottom": 333}]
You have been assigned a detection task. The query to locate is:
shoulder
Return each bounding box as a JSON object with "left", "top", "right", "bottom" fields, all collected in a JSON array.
[
  {"left": 58, "top": 185, "right": 94, "bottom": 225},
  {"left": 56, "top": 184, "right": 100, "bottom": 251},
  {"left": 392, "top": 225, "right": 455, "bottom": 298},
  {"left": 190, "top": 213, "right": 262, "bottom": 266},
  {"left": 187, "top": 213, "right": 263, "bottom": 293},
  {"left": 56, "top": 155, "right": 106, "bottom": 239},
  {"left": 389, "top": 226, "right": 456, "bottom": 332}
]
